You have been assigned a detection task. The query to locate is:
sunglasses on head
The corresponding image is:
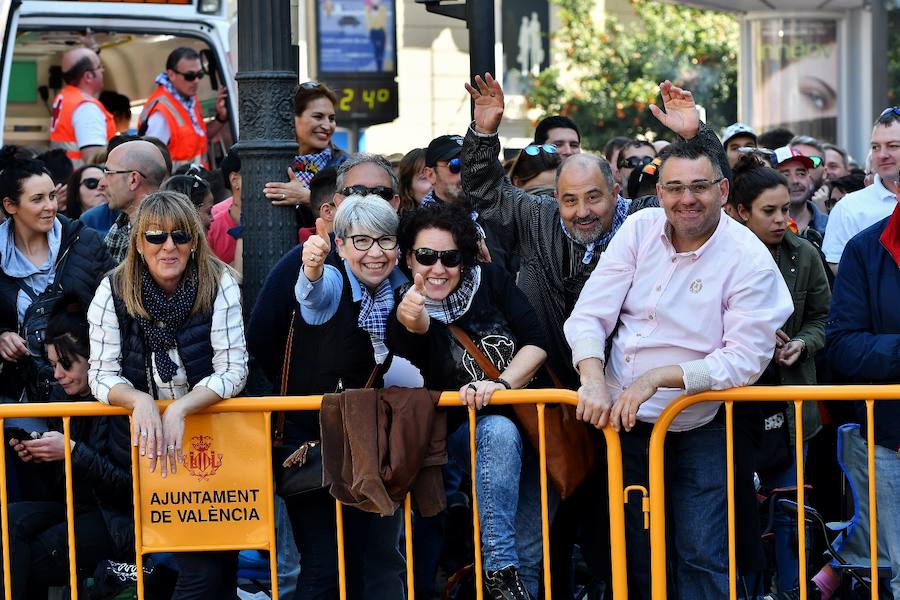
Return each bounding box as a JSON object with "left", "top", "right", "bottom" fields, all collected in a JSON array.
[
  {"left": 439, "top": 157, "right": 461, "bottom": 174},
  {"left": 143, "top": 229, "right": 193, "bottom": 245},
  {"left": 299, "top": 80, "right": 323, "bottom": 91},
  {"left": 621, "top": 156, "right": 654, "bottom": 169},
  {"left": 522, "top": 144, "right": 558, "bottom": 156},
  {"left": 81, "top": 178, "right": 100, "bottom": 190},
  {"left": 413, "top": 248, "right": 462, "bottom": 268},
  {"left": 173, "top": 69, "right": 205, "bottom": 82},
  {"left": 339, "top": 185, "right": 395, "bottom": 202},
  {"left": 881, "top": 106, "right": 900, "bottom": 118}
]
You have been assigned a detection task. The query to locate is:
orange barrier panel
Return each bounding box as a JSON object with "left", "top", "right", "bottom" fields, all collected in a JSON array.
[
  {"left": 0, "top": 390, "right": 629, "bottom": 600},
  {"left": 648, "top": 385, "right": 896, "bottom": 600}
]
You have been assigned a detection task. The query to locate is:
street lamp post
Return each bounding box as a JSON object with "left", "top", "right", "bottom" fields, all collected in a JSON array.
[{"left": 236, "top": 0, "right": 299, "bottom": 314}]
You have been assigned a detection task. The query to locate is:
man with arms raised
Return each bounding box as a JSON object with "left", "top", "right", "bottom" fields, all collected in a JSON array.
[{"left": 564, "top": 84, "right": 793, "bottom": 599}]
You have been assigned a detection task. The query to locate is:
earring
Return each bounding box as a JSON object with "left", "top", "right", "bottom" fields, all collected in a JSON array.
[{"left": 191, "top": 247, "right": 196, "bottom": 259}]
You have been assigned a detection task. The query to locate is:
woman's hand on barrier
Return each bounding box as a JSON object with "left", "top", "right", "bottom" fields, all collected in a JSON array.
[
  {"left": 302, "top": 218, "right": 331, "bottom": 281},
  {"left": 459, "top": 380, "right": 505, "bottom": 410},
  {"left": 265, "top": 168, "right": 311, "bottom": 207},
  {"left": 160, "top": 403, "right": 186, "bottom": 478},
  {"left": 20, "top": 431, "right": 72, "bottom": 463},
  {"left": 0, "top": 331, "right": 28, "bottom": 362},
  {"left": 398, "top": 274, "right": 430, "bottom": 334},
  {"left": 131, "top": 393, "right": 163, "bottom": 472},
  {"left": 576, "top": 381, "right": 614, "bottom": 429},
  {"left": 611, "top": 374, "right": 659, "bottom": 432}
]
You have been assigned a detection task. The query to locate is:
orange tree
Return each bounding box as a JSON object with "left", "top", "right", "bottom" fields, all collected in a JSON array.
[{"left": 529, "top": 0, "right": 739, "bottom": 148}]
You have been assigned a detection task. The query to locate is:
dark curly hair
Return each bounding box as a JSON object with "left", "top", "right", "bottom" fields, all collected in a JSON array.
[
  {"left": 728, "top": 153, "right": 788, "bottom": 212},
  {"left": 398, "top": 202, "right": 480, "bottom": 271},
  {"left": 0, "top": 145, "right": 52, "bottom": 217}
]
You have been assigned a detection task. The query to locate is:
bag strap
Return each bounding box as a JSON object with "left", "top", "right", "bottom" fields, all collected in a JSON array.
[
  {"left": 448, "top": 324, "right": 500, "bottom": 380},
  {"left": 273, "top": 310, "right": 297, "bottom": 446}
]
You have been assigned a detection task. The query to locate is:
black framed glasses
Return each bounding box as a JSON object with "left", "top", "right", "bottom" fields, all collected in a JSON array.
[
  {"left": 347, "top": 234, "right": 398, "bottom": 252},
  {"left": 621, "top": 155, "right": 655, "bottom": 169},
  {"left": 659, "top": 178, "right": 724, "bottom": 197},
  {"left": 523, "top": 144, "right": 558, "bottom": 156},
  {"left": 143, "top": 229, "right": 193, "bottom": 245},
  {"left": 339, "top": 185, "right": 395, "bottom": 202},
  {"left": 103, "top": 167, "right": 147, "bottom": 179},
  {"left": 80, "top": 178, "right": 100, "bottom": 190},
  {"left": 173, "top": 69, "right": 205, "bottom": 82},
  {"left": 413, "top": 248, "right": 463, "bottom": 268}
]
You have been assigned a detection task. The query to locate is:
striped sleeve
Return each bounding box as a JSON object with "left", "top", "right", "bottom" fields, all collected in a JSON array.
[
  {"left": 194, "top": 270, "right": 249, "bottom": 399},
  {"left": 87, "top": 277, "right": 132, "bottom": 404}
]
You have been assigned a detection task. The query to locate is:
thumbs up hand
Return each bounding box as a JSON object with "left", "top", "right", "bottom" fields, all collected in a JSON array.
[
  {"left": 302, "top": 218, "right": 332, "bottom": 281},
  {"left": 398, "top": 273, "right": 430, "bottom": 334}
]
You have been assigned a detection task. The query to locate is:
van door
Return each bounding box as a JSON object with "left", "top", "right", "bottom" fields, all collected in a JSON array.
[{"left": 0, "top": 0, "right": 22, "bottom": 141}]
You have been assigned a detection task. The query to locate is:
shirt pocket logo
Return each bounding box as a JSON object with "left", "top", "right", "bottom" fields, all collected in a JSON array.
[{"left": 689, "top": 278, "right": 703, "bottom": 294}]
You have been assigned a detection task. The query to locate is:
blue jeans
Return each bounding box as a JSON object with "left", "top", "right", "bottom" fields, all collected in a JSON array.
[
  {"left": 621, "top": 418, "right": 729, "bottom": 600},
  {"left": 448, "top": 414, "right": 556, "bottom": 599},
  {"left": 872, "top": 442, "right": 900, "bottom": 599},
  {"left": 759, "top": 443, "right": 809, "bottom": 592}
]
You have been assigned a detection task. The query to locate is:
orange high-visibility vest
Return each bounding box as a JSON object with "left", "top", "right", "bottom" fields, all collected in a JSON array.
[
  {"left": 49, "top": 85, "right": 116, "bottom": 163},
  {"left": 139, "top": 85, "right": 208, "bottom": 165}
]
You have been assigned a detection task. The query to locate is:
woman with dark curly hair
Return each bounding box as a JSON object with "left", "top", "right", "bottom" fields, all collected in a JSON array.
[{"left": 389, "top": 202, "right": 548, "bottom": 600}]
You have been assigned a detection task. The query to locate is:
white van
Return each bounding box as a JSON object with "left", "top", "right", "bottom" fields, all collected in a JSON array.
[{"left": 0, "top": 0, "right": 237, "bottom": 166}]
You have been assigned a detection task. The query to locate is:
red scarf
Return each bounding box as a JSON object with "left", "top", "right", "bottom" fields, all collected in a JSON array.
[{"left": 879, "top": 202, "right": 900, "bottom": 268}]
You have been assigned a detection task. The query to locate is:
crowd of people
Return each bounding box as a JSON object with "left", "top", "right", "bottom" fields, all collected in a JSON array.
[{"left": 0, "top": 42, "right": 897, "bottom": 600}]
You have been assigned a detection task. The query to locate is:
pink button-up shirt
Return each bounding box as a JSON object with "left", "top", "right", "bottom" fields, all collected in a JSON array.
[{"left": 564, "top": 207, "right": 793, "bottom": 431}]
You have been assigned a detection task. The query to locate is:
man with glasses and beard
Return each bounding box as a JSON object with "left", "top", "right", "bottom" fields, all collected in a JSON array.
[{"left": 139, "top": 47, "right": 229, "bottom": 168}]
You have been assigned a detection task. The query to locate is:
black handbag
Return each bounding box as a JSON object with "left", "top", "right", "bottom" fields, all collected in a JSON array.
[{"left": 272, "top": 311, "right": 381, "bottom": 498}]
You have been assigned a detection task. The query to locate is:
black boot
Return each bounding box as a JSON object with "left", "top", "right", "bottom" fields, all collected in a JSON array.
[{"left": 484, "top": 565, "right": 531, "bottom": 600}]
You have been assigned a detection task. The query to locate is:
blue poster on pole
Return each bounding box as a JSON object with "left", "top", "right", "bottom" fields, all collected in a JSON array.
[{"left": 317, "top": 0, "right": 397, "bottom": 74}]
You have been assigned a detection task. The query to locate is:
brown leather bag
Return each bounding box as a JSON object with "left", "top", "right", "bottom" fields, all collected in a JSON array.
[{"left": 448, "top": 325, "right": 599, "bottom": 499}]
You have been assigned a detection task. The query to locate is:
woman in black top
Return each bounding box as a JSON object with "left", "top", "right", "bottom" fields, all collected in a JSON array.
[{"left": 390, "top": 203, "right": 547, "bottom": 600}]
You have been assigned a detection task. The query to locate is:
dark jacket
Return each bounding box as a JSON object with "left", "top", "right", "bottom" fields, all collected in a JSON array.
[
  {"left": 109, "top": 275, "right": 215, "bottom": 395},
  {"left": 825, "top": 212, "right": 900, "bottom": 451},
  {"left": 775, "top": 231, "right": 831, "bottom": 442},
  {"left": 320, "top": 388, "right": 447, "bottom": 517},
  {"left": 0, "top": 216, "right": 114, "bottom": 401}
]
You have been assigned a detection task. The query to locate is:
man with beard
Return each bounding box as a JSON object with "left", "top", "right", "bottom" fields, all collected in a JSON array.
[{"left": 773, "top": 146, "right": 828, "bottom": 236}]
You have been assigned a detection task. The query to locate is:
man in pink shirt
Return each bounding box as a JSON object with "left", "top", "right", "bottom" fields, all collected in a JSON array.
[{"left": 564, "top": 83, "right": 793, "bottom": 599}]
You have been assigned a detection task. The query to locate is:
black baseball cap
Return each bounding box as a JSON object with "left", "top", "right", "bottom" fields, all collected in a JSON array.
[{"left": 425, "top": 134, "right": 464, "bottom": 167}]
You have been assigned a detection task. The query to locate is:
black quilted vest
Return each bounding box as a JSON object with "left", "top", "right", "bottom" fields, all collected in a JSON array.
[{"left": 109, "top": 275, "right": 215, "bottom": 395}]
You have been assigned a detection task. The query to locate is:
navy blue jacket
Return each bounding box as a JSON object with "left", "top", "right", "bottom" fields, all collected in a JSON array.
[{"left": 825, "top": 215, "right": 900, "bottom": 451}]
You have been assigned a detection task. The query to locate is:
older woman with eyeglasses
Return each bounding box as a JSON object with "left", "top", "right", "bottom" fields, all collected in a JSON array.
[
  {"left": 88, "top": 190, "right": 247, "bottom": 599},
  {"left": 390, "top": 202, "right": 548, "bottom": 600},
  {"left": 279, "top": 195, "right": 407, "bottom": 600}
]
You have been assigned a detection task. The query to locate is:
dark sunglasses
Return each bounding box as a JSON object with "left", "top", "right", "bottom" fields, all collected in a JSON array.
[
  {"left": 80, "top": 178, "right": 100, "bottom": 190},
  {"left": 173, "top": 69, "right": 205, "bottom": 82},
  {"left": 144, "top": 229, "right": 193, "bottom": 245},
  {"left": 339, "top": 185, "right": 395, "bottom": 202},
  {"left": 441, "top": 157, "right": 461, "bottom": 174},
  {"left": 413, "top": 248, "right": 462, "bottom": 268},
  {"left": 880, "top": 106, "right": 900, "bottom": 118},
  {"left": 522, "top": 144, "right": 558, "bottom": 156},
  {"left": 299, "top": 80, "right": 323, "bottom": 91},
  {"left": 621, "top": 156, "right": 654, "bottom": 169}
]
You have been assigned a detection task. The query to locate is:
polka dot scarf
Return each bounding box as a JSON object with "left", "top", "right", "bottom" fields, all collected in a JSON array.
[{"left": 136, "top": 266, "right": 199, "bottom": 383}]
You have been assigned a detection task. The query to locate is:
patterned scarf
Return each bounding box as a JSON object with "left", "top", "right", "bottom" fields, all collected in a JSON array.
[
  {"left": 155, "top": 73, "right": 203, "bottom": 136},
  {"left": 136, "top": 266, "right": 198, "bottom": 383},
  {"left": 356, "top": 273, "right": 395, "bottom": 365},
  {"left": 421, "top": 265, "right": 481, "bottom": 325},
  {"left": 292, "top": 147, "right": 333, "bottom": 186},
  {"left": 559, "top": 196, "right": 630, "bottom": 264}
]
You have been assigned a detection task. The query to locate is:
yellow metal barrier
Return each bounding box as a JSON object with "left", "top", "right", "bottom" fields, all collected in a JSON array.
[
  {"left": 0, "top": 389, "right": 628, "bottom": 600},
  {"left": 648, "top": 385, "right": 896, "bottom": 600}
]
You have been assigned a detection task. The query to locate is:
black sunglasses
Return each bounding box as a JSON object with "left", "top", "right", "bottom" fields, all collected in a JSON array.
[
  {"left": 413, "top": 248, "right": 462, "bottom": 268},
  {"left": 173, "top": 69, "right": 205, "bottom": 82},
  {"left": 81, "top": 178, "right": 100, "bottom": 190},
  {"left": 339, "top": 185, "right": 395, "bottom": 202},
  {"left": 621, "top": 156, "right": 654, "bottom": 169},
  {"left": 144, "top": 229, "right": 193, "bottom": 245}
]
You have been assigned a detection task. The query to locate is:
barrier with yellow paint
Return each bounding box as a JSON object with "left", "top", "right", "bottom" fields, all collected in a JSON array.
[
  {"left": 647, "top": 385, "right": 896, "bottom": 600},
  {"left": 0, "top": 390, "right": 628, "bottom": 600}
]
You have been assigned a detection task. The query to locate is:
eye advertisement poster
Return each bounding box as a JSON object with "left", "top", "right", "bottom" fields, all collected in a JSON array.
[{"left": 750, "top": 18, "right": 838, "bottom": 143}]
